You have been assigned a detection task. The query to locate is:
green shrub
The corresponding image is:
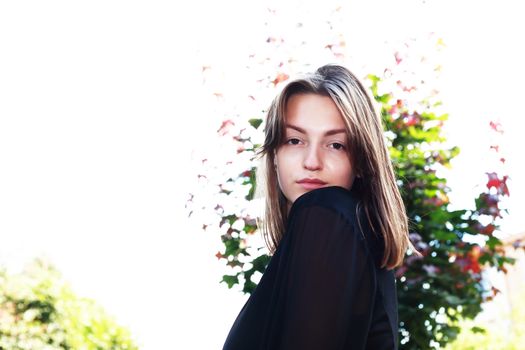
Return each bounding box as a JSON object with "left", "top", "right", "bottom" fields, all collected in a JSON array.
[{"left": 0, "top": 259, "right": 138, "bottom": 350}]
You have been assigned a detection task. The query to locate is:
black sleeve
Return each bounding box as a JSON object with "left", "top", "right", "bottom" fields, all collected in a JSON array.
[{"left": 264, "top": 203, "right": 376, "bottom": 349}]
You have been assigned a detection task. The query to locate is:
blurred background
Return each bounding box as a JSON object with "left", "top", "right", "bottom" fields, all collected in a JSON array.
[{"left": 1, "top": 0, "right": 524, "bottom": 349}]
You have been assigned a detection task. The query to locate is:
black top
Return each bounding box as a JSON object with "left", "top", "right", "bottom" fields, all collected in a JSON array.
[{"left": 222, "top": 186, "right": 398, "bottom": 350}]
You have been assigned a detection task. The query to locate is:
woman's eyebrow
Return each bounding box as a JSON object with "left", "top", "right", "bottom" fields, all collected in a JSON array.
[{"left": 285, "top": 124, "right": 346, "bottom": 136}]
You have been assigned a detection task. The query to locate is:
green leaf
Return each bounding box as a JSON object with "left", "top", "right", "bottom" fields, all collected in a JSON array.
[
  {"left": 221, "top": 274, "right": 239, "bottom": 289},
  {"left": 248, "top": 118, "right": 263, "bottom": 129},
  {"left": 470, "top": 326, "right": 486, "bottom": 334},
  {"left": 486, "top": 236, "right": 502, "bottom": 250}
]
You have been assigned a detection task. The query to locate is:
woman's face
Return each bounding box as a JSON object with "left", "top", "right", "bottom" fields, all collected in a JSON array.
[{"left": 275, "top": 93, "right": 356, "bottom": 206}]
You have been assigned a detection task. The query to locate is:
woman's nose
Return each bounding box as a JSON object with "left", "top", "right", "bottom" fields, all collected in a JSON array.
[{"left": 303, "top": 145, "right": 322, "bottom": 171}]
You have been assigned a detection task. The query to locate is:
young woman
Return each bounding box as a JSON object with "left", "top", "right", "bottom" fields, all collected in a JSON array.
[{"left": 222, "top": 64, "right": 413, "bottom": 350}]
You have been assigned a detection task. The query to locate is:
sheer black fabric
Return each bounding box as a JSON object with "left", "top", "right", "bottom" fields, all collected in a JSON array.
[{"left": 223, "top": 186, "right": 398, "bottom": 350}]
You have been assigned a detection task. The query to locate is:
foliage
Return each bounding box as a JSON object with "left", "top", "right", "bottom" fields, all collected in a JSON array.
[
  {"left": 0, "top": 259, "right": 138, "bottom": 350},
  {"left": 368, "top": 62, "right": 513, "bottom": 348}
]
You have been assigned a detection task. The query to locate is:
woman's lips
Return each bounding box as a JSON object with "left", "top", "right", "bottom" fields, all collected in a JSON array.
[{"left": 297, "top": 179, "right": 327, "bottom": 190}]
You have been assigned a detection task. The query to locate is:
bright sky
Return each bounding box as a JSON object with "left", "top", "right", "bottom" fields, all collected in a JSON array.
[{"left": 1, "top": 0, "right": 524, "bottom": 349}]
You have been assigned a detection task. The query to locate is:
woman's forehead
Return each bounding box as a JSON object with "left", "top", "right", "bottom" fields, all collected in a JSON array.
[{"left": 282, "top": 93, "right": 347, "bottom": 134}]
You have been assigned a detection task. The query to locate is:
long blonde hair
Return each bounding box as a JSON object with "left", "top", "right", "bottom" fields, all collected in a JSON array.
[{"left": 257, "top": 64, "right": 412, "bottom": 269}]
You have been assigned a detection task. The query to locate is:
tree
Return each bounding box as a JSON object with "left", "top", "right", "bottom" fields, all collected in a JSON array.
[
  {"left": 368, "top": 53, "right": 513, "bottom": 348},
  {"left": 0, "top": 259, "right": 138, "bottom": 350}
]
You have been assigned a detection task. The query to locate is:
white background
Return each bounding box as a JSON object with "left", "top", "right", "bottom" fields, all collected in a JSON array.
[{"left": 1, "top": 0, "right": 524, "bottom": 349}]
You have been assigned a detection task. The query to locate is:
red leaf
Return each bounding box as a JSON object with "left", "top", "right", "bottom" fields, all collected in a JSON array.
[
  {"left": 272, "top": 73, "right": 289, "bottom": 86},
  {"left": 394, "top": 51, "right": 402, "bottom": 64},
  {"left": 395, "top": 265, "right": 408, "bottom": 278},
  {"left": 217, "top": 119, "right": 235, "bottom": 136},
  {"left": 486, "top": 172, "right": 510, "bottom": 196},
  {"left": 475, "top": 223, "right": 496, "bottom": 235},
  {"left": 489, "top": 120, "right": 504, "bottom": 133}
]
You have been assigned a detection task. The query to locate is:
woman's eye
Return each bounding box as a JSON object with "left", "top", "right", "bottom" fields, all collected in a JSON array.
[
  {"left": 286, "top": 138, "right": 301, "bottom": 145},
  {"left": 330, "top": 142, "right": 346, "bottom": 150}
]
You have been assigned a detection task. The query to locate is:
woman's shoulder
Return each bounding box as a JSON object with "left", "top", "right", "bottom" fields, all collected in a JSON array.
[
  {"left": 288, "top": 186, "right": 386, "bottom": 268},
  {"left": 288, "top": 186, "right": 359, "bottom": 223}
]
